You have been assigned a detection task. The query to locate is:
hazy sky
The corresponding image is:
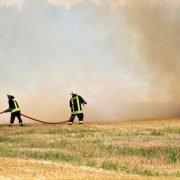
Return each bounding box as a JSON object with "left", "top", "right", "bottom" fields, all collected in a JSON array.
[{"left": 0, "top": 0, "right": 180, "bottom": 122}]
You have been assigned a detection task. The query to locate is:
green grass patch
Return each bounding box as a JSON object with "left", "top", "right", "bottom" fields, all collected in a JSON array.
[
  {"left": 166, "top": 146, "right": 180, "bottom": 164},
  {"left": 162, "top": 127, "right": 180, "bottom": 134},
  {"left": 105, "top": 145, "right": 180, "bottom": 163},
  {"left": 150, "top": 129, "right": 164, "bottom": 136},
  {"left": 44, "top": 128, "right": 100, "bottom": 135},
  {"left": 150, "top": 127, "right": 180, "bottom": 136},
  {"left": 0, "top": 148, "right": 81, "bottom": 164},
  {"left": 0, "top": 135, "right": 15, "bottom": 143},
  {"left": 119, "top": 165, "right": 161, "bottom": 176},
  {"left": 101, "top": 161, "right": 118, "bottom": 171}
]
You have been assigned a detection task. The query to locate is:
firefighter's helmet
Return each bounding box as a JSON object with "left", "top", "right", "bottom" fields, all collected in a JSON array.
[{"left": 71, "top": 90, "right": 77, "bottom": 95}]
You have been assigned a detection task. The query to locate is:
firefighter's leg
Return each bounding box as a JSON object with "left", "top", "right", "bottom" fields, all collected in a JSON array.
[
  {"left": 68, "top": 115, "right": 75, "bottom": 125},
  {"left": 77, "top": 113, "right": 84, "bottom": 124},
  {"left": 9, "top": 113, "right": 15, "bottom": 126},
  {"left": 16, "top": 111, "right": 23, "bottom": 126}
]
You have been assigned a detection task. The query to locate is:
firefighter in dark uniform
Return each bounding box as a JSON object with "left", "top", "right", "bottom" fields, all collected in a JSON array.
[
  {"left": 69, "top": 90, "right": 87, "bottom": 125},
  {"left": 4, "top": 93, "right": 24, "bottom": 127}
]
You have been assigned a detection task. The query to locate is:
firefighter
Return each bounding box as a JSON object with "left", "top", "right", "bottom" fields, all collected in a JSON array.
[
  {"left": 69, "top": 90, "right": 87, "bottom": 125},
  {"left": 4, "top": 93, "right": 24, "bottom": 127}
]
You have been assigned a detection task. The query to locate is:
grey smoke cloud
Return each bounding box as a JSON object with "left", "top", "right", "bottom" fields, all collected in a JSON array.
[
  {"left": 0, "top": 0, "right": 180, "bottom": 123},
  {"left": 121, "top": 0, "right": 180, "bottom": 103}
]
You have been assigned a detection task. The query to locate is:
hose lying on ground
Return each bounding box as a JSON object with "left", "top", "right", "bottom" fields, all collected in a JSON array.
[
  {"left": 0, "top": 111, "right": 73, "bottom": 124},
  {"left": 21, "top": 113, "right": 72, "bottom": 124}
]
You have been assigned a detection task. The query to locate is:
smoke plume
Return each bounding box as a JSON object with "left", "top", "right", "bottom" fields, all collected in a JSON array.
[
  {"left": 0, "top": 0, "right": 180, "bottom": 123},
  {"left": 122, "top": 0, "right": 180, "bottom": 102}
]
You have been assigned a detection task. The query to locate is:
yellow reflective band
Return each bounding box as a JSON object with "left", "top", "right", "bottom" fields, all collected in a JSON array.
[
  {"left": 71, "top": 98, "right": 75, "bottom": 113},
  {"left": 11, "top": 99, "right": 20, "bottom": 113},
  {"left": 71, "top": 96, "right": 83, "bottom": 114},
  {"left": 71, "top": 110, "right": 83, "bottom": 115},
  {"left": 76, "top": 96, "right": 80, "bottom": 112},
  {"left": 79, "top": 121, "right": 84, "bottom": 124}
]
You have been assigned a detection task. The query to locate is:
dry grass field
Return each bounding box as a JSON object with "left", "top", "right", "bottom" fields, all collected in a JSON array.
[{"left": 0, "top": 119, "right": 179, "bottom": 179}]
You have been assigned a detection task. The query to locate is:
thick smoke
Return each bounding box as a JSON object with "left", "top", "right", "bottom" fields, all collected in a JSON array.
[
  {"left": 102, "top": 0, "right": 180, "bottom": 120},
  {"left": 111, "top": 0, "right": 180, "bottom": 119},
  {"left": 0, "top": 0, "right": 180, "bottom": 123},
  {"left": 123, "top": 0, "right": 180, "bottom": 103},
  {"left": 92, "top": 0, "right": 180, "bottom": 120}
]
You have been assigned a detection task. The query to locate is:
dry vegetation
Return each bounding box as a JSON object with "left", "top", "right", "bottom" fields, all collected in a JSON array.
[{"left": 0, "top": 119, "right": 179, "bottom": 179}]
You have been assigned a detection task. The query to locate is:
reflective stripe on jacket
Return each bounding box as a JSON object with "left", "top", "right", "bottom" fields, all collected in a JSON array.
[
  {"left": 11, "top": 99, "right": 20, "bottom": 113},
  {"left": 71, "top": 95, "right": 83, "bottom": 115}
]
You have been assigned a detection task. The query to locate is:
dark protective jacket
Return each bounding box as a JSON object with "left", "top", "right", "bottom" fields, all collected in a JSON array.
[
  {"left": 70, "top": 95, "right": 86, "bottom": 115},
  {"left": 9, "top": 97, "right": 20, "bottom": 113}
]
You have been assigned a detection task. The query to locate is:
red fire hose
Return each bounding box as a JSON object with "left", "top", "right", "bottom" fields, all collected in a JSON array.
[
  {"left": 0, "top": 111, "right": 73, "bottom": 124},
  {"left": 21, "top": 113, "right": 72, "bottom": 124}
]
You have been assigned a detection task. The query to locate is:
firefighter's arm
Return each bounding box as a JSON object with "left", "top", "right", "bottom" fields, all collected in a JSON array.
[
  {"left": 3, "top": 108, "right": 11, "bottom": 113},
  {"left": 79, "top": 96, "right": 87, "bottom": 106},
  {"left": 4, "top": 100, "right": 13, "bottom": 113},
  {"left": 82, "top": 99, "right": 87, "bottom": 106}
]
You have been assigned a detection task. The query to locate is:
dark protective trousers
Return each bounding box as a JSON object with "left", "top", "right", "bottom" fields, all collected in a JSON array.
[
  {"left": 69, "top": 113, "right": 84, "bottom": 123},
  {"left": 10, "top": 111, "right": 23, "bottom": 125}
]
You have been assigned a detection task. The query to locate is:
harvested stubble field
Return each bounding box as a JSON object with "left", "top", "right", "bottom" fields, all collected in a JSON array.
[{"left": 0, "top": 119, "right": 179, "bottom": 179}]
